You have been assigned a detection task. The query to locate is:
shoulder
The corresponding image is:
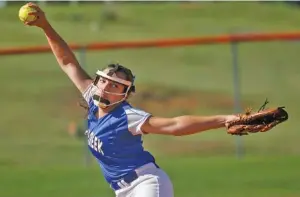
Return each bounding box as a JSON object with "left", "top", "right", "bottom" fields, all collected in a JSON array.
[
  {"left": 125, "top": 106, "right": 150, "bottom": 117},
  {"left": 122, "top": 103, "right": 151, "bottom": 119},
  {"left": 121, "top": 103, "right": 152, "bottom": 135}
]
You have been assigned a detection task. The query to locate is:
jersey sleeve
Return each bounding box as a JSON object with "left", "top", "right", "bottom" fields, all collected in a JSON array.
[
  {"left": 125, "top": 108, "right": 152, "bottom": 135},
  {"left": 82, "top": 83, "right": 97, "bottom": 103}
]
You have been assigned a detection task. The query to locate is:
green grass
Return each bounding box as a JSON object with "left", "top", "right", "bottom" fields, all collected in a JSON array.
[
  {"left": 1, "top": 1, "right": 300, "bottom": 197},
  {"left": 1, "top": 156, "right": 300, "bottom": 197}
]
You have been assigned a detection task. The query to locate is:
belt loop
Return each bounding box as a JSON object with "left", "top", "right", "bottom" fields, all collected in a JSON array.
[
  {"left": 117, "top": 181, "right": 125, "bottom": 189},
  {"left": 111, "top": 162, "right": 159, "bottom": 191},
  {"left": 120, "top": 179, "right": 130, "bottom": 187}
]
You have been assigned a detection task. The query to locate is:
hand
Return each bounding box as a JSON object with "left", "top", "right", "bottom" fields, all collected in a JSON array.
[
  {"left": 224, "top": 115, "right": 240, "bottom": 128},
  {"left": 225, "top": 114, "right": 249, "bottom": 135},
  {"left": 24, "top": 2, "right": 49, "bottom": 29}
]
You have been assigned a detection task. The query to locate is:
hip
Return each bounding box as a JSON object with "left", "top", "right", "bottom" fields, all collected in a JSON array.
[{"left": 113, "top": 162, "right": 174, "bottom": 197}]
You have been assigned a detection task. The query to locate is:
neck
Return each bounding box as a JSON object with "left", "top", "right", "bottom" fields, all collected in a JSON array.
[
  {"left": 97, "top": 103, "right": 119, "bottom": 119},
  {"left": 97, "top": 109, "right": 108, "bottom": 119}
]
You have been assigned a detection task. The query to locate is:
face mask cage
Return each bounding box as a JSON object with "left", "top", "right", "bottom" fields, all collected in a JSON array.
[{"left": 91, "top": 69, "right": 135, "bottom": 108}]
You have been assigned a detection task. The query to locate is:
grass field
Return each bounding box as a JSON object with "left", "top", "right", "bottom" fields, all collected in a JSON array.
[{"left": 1, "top": 2, "right": 300, "bottom": 197}]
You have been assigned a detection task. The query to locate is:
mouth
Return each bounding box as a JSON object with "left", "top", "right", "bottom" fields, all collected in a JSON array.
[{"left": 92, "top": 95, "right": 110, "bottom": 106}]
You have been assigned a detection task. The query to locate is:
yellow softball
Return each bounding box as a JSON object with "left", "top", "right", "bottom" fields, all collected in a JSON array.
[{"left": 18, "top": 4, "right": 37, "bottom": 23}]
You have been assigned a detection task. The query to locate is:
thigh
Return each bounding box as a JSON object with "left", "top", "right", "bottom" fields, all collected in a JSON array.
[{"left": 132, "top": 169, "right": 174, "bottom": 197}]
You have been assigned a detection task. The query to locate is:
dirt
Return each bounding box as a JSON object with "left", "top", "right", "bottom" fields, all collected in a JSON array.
[
  {"left": 48, "top": 83, "right": 254, "bottom": 119},
  {"left": 44, "top": 83, "right": 252, "bottom": 155},
  {"left": 129, "top": 84, "right": 253, "bottom": 116}
]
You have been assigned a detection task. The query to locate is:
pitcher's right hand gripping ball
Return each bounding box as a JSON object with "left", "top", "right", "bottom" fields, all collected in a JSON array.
[
  {"left": 18, "top": 2, "right": 47, "bottom": 28},
  {"left": 19, "top": 3, "right": 37, "bottom": 23},
  {"left": 226, "top": 100, "right": 289, "bottom": 136}
]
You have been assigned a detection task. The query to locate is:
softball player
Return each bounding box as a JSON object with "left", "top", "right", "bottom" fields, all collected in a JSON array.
[{"left": 24, "top": 3, "right": 239, "bottom": 197}]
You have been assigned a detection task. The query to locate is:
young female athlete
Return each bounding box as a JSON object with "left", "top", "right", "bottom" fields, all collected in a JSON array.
[{"left": 23, "top": 3, "right": 239, "bottom": 197}]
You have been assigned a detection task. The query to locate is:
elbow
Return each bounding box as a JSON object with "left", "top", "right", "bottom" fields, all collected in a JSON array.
[
  {"left": 154, "top": 128, "right": 182, "bottom": 136},
  {"left": 168, "top": 129, "right": 185, "bottom": 137},
  {"left": 168, "top": 117, "right": 189, "bottom": 136},
  {"left": 167, "top": 118, "right": 187, "bottom": 136},
  {"left": 172, "top": 133, "right": 184, "bottom": 137}
]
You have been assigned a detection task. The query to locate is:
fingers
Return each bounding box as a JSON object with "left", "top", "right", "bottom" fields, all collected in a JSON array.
[
  {"left": 23, "top": 12, "right": 38, "bottom": 26},
  {"left": 28, "top": 12, "right": 39, "bottom": 20},
  {"left": 27, "top": 2, "right": 41, "bottom": 10},
  {"left": 26, "top": 2, "right": 44, "bottom": 14},
  {"left": 28, "top": 12, "right": 37, "bottom": 16},
  {"left": 21, "top": 2, "right": 47, "bottom": 27},
  {"left": 25, "top": 20, "right": 37, "bottom": 26},
  {"left": 230, "top": 131, "right": 248, "bottom": 136},
  {"left": 227, "top": 125, "right": 245, "bottom": 134},
  {"left": 227, "top": 124, "right": 275, "bottom": 136}
]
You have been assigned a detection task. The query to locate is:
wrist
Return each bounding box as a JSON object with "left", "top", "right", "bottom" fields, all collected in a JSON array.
[
  {"left": 40, "top": 22, "right": 52, "bottom": 32},
  {"left": 224, "top": 115, "right": 239, "bottom": 127}
]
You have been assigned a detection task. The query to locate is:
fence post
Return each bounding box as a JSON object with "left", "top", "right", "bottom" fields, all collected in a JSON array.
[
  {"left": 78, "top": 47, "right": 91, "bottom": 167},
  {"left": 231, "top": 41, "right": 244, "bottom": 159},
  {"left": 0, "top": 0, "right": 7, "bottom": 8}
]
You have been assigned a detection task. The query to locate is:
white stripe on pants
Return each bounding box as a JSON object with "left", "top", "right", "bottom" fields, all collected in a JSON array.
[{"left": 115, "top": 163, "right": 174, "bottom": 197}]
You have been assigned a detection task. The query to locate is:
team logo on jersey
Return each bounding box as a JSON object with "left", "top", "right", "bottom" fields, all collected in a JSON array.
[{"left": 85, "top": 130, "right": 104, "bottom": 155}]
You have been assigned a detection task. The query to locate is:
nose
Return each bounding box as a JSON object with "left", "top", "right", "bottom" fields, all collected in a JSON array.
[
  {"left": 102, "top": 81, "right": 111, "bottom": 92},
  {"left": 97, "top": 81, "right": 110, "bottom": 94}
]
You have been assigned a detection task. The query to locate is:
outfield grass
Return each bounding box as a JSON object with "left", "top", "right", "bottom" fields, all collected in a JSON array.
[
  {"left": 1, "top": 2, "right": 300, "bottom": 197},
  {"left": 1, "top": 156, "right": 299, "bottom": 197}
]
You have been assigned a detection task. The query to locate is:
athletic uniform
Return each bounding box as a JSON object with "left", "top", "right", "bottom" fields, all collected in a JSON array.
[{"left": 82, "top": 84, "right": 174, "bottom": 197}]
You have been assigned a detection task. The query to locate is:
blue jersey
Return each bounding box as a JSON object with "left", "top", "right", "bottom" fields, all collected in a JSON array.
[{"left": 82, "top": 84, "right": 156, "bottom": 185}]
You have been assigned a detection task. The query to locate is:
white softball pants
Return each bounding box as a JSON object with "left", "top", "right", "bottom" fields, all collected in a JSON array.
[{"left": 114, "top": 163, "right": 174, "bottom": 197}]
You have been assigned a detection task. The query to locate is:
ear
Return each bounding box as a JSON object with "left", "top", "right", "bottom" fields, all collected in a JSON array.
[
  {"left": 124, "top": 89, "right": 134, "bottom": 100},
  {"left": 131, "top": 85, "right": 136, "bottom": 93},
  {"left": 125, "top": 90, "right": 131, "bottom": 99}
]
